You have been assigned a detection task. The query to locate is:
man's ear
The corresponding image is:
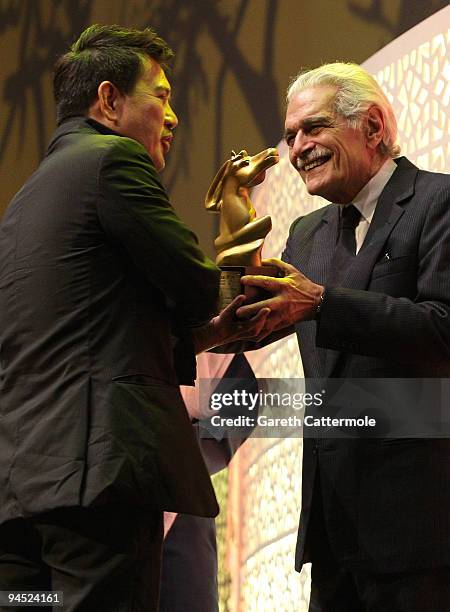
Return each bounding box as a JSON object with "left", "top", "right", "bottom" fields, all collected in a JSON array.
[
  {"left": 365, "top": 105, "right": 385, "bottom": 150},
  {"left": 96, "top": 81, "right": 124, "bottom": 124},
  {"left": 366, "top": 105, "right": 384, "bottom": 149}
]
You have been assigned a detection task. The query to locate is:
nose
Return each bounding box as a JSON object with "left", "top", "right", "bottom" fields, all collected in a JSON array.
[
  {"left": 292, "top": 130, "right": 314, "bottom": 158},
  {"left": 165, "top": 102, "right": 178, "bottom": 130}
]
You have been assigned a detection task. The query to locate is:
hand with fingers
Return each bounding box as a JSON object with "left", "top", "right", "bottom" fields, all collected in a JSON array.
[
  {"left": 193, "top": 294, "right": 271, "bottom": 354},
  {"left": 235, "top": 258, "right": 324, "bottom": 335}
]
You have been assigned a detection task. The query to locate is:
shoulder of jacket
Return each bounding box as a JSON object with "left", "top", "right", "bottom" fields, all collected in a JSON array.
[
  {"left": 95, "top": 134, "right": 159, "bottom": 178},
  {"left": 91, "top": 132, "right": 149, "bottom": 159},
  {"left": 288, "top": 204, "right": 332, "bottom": 236}
]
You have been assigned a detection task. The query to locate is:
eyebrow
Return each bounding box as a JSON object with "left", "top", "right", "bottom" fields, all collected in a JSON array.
[
  {"left": 284, "top": 114, "right": 334, "bottom": 139},
  {"left": 154, "top": 85, "right": 171, "bottom": 97},
  {"left": 303, "top": 114, "right": 333, "bottom": 126}
]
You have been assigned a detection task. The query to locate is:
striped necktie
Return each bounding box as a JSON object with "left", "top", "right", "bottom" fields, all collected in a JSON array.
[{"left": 327, "top": 204, "right": 361, "bottom": 286}]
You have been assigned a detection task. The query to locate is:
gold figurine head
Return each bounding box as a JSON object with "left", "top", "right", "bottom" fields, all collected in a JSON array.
[
  {"left": 205, "top": 148, "right": 279, "bottom": 266},
  {"left": 205, "top": 148, "right": 279, "bottom": 211}
]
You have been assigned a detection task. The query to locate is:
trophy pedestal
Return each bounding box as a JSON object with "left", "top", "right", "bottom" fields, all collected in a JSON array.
[{"left": 219, "top": 265, "right": 278, "bottom": 311}]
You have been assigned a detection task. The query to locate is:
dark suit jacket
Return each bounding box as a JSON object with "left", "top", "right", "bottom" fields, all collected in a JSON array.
[
  {"left": 282, "top": 157, "right": 450, "bottom": 572},
  {"left": 0, "top": 117, "right": 221, "bottom": 524}
]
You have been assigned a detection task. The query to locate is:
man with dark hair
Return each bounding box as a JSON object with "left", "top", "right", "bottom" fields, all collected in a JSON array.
[
  {"left": 0, "top": 24, "right": 264, "bottom": 611},
  {"left": 53, "top": 24, "right": 174, "bottom": 126}
]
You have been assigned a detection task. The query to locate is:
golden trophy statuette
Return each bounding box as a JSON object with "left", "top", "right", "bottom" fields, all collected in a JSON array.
[{"left": 205, "top": 148, "right": 279, "bottom": 309}]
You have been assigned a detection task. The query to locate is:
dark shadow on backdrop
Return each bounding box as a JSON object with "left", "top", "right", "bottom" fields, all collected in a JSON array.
[
  {"left": 0, "top": 0, "right": 447, "bottom": 196},
  {"left": 0, "top": 0, "right": 93, "bottom": 163},
  {"left": 0, "top": 0, "right": 284, "bottom": 193},
  {"left": 348, "top": 0, "right": 448, "bottom": 37}
]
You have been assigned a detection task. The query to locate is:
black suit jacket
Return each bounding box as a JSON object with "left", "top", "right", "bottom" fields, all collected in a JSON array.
[
  {"left": 0, "top": 117, "right": 221, "bottom": 523},
  {"left": 282, "top": 157, "right": 450, "bottom": 572}
]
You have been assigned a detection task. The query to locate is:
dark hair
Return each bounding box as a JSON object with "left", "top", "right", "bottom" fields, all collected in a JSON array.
[{"left": 53, "top": 24, "right": 174, "bottom": 124}]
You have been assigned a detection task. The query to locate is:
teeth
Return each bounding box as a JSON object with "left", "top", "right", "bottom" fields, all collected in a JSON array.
[{"left": 303, "top": 157, "right": 327, "bottom": 171}]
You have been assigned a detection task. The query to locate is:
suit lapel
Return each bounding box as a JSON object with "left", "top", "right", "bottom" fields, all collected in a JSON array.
[
  {"left": 304, "top": 205, "right": 340, "bottom": 284},
  {"left": 324, "top": 158, "right": 418, "bottom": 376},
  {"left": 294, "top": 206, "right": 339, "bottom": 377},
  {"left": 339, "top": 203, "right": 405, "bottom": 290}
]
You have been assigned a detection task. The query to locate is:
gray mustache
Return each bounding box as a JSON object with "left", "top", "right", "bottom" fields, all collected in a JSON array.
[{"left": 297, "top": 148, "right": 331, "bottom": 169}]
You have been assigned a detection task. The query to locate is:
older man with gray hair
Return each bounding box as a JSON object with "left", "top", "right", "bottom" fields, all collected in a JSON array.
[{"left": 237, "top": 63, "right": 450, "bottom": 610}]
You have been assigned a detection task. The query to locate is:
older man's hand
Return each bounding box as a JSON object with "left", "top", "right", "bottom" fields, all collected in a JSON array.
[
  {"left": 236, "top": 258, "right": 324, "bottom": 336},
  {"left": 193, "top": 294, "right": 270, "bottom": 354}
]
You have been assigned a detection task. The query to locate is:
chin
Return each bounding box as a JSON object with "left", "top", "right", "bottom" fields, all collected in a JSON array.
[
  {"left": 305, "top": 179, "right": 327, "bottom": 197},
  {"left": 305, "top": 172, "right": 339, "bottom": 200}
]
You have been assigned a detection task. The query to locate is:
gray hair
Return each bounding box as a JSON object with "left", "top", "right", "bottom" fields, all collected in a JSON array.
[{"left": 287, "top": 62, "right": 400, "bottom": 158}]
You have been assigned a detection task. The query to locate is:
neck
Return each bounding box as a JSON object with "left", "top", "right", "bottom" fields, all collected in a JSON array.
[
  {"left": 339, "top": 153, "right": 390, "bottom": 205},
  {"left": 369, "top": 151, "right": 390, "bottom": 181},
  {"left": 87, "top": 104, "right": 117, "bottom": 133}
]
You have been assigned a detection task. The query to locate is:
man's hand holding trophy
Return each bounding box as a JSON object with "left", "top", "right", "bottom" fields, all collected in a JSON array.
[
  {"left": 205, "top": 148, "right": 280, "bottom": 309},
  {"left": 192, "top": 147, "right": 282, "bottom": 354}
]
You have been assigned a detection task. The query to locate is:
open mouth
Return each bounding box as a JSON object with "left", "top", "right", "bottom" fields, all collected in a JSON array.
[
  {"left": 257, "top": 151, "right": 280, "bottom": 172},
  {"left": 266, "top": 150, "right": 279, "bottom": 161},
  {"left": 247, "top": 152, "right": 280, "bottom": 186},
  {"left": 161, "top": 142, "right": 170, "bottom": 154},
  {"left": 300, "top": 153, "right": 332, "bottom": 172},
  {"left": 161, "top": 136, "right": 173, "bottom": 153}
]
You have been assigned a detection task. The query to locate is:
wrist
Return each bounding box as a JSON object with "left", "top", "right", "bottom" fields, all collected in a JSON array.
[
  {"left": 193, "top": 321, "right": 213, "bottom": 354},
  {"left": 313, "top": 286, "right": 325, "bottom": 321}
]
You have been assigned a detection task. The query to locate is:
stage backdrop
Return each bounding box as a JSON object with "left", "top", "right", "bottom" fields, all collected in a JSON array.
[
  {"left": 0, "top": 2, "right": 448, "bottom": 611},
  {"left": 1, "top": 0, "right": 447, "bottom": 255},
  {"left": 222, "top": 6, "right": 449, "bottom": 611}
]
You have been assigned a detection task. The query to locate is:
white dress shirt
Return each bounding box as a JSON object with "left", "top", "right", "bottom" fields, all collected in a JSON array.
[{"left": 347, "top": 157, "right": 397, "bottom": 253}]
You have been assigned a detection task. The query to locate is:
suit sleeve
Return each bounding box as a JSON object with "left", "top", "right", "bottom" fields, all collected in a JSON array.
[
  {"left": 97, "top": 137, "right": 220, "bottom": 326},
  {"left": 316, "top": 182, "right": 450, "bottom": 366}
]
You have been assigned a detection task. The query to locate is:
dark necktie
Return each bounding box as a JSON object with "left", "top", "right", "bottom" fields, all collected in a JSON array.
[{"left": 327, "top": 204, "right": 361, "bottom": 286}]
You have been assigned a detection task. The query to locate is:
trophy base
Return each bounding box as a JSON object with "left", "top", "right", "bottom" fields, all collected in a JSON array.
[{"left": 219, "top": 265, "right": 278, "bottom": 311}]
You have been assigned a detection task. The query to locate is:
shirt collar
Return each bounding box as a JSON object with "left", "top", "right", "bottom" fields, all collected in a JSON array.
[{"left": 351, "top": 157, "right": 397, "bottom": 223}]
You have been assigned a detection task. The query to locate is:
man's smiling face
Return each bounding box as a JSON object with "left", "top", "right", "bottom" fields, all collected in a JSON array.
[{"left": 284, "top": 85, "right": 373, "bottom": 204}]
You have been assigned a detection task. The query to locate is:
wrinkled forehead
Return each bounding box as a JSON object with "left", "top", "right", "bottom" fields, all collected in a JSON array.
[{"left": 285, "top": 85, "right": 338, "bottom": 127}]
